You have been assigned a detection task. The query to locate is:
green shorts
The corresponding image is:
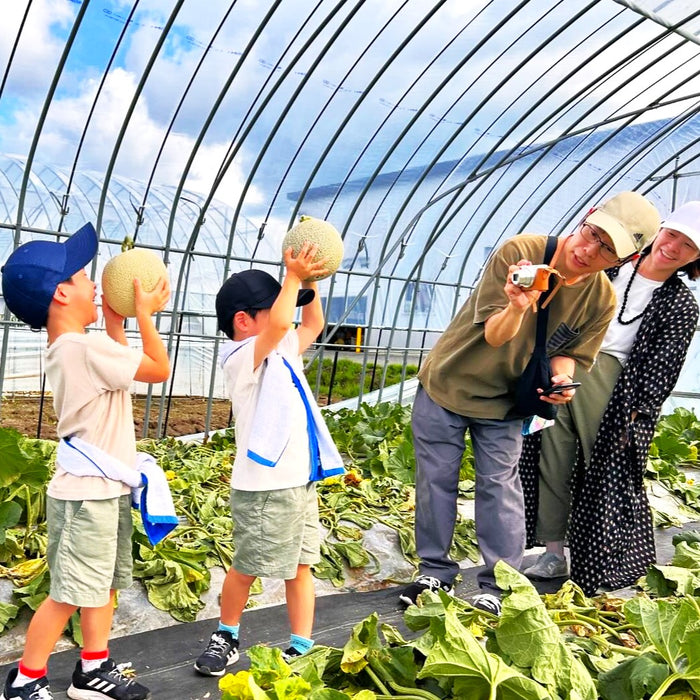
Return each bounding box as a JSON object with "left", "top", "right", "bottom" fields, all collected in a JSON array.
[
  {"left": 46, "top": 494, "right": 133, "bottom": 607},
  {"left": 231, "top": 483, "right": 320, "bottom": 580}
]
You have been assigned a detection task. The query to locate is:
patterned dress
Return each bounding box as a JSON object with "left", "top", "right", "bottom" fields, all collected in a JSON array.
[{"left": 519, "top": 269, "right": 698, "bottom": 595}]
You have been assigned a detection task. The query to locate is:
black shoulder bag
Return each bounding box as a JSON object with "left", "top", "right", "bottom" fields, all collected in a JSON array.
[{"left": 512, "top": 236, "right": 558, "bottom": 420}]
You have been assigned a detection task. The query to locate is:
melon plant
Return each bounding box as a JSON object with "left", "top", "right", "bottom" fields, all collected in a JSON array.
[
  {"left": 281, "top": 216, "right": 344, "bottom": 281},
  {"left": 102, "top": 246, "right": 168, "bottom": 317}
]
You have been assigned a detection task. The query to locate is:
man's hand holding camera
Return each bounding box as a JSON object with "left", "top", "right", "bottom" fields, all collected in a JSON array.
[{"left": 505, "top": 260, "right": 542, "bottom": 312}]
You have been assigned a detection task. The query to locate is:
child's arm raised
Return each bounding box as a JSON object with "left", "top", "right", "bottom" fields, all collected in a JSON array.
[
  {"left": 253, "top": 243, "right": 327, "bottom": 368},
  {"left": 133, "top": 276, "right": 171, "bottom": 383},
  {"left": 296, "top": 279, "right": 324, "bottom": 353}
]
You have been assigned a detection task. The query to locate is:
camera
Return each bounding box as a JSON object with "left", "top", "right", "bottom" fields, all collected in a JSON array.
[{"left": 511, "top": 264, "right": 555, "bottom": 291}]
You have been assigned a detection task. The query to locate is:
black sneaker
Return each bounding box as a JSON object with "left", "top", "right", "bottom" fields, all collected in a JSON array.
[
  {"left": 1, "top": 668, "right": 54, "bottom": 700},
  {"left": 398, "top": 575, "right": 453, "bottom": 607},
  {"left": 193, "top": 630, "right": 240, "bottom": 676},
  {"left": 281, "top": 647, "right": 303, "bottom": 663},
  {"left": 66, "top": 659, "right": 150, "bottom": 700},
  {"left": 470, "top": 592, "right": 502, "bottom": 616}
]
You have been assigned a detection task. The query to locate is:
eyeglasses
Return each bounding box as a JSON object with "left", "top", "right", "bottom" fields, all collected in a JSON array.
[{"left": 579, "top": 223, "right": 620, "bottom": 263}]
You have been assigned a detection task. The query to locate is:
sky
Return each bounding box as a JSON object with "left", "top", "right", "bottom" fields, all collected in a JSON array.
[{"left": 1, "top": 0, "right": 700, "bottom": 228}]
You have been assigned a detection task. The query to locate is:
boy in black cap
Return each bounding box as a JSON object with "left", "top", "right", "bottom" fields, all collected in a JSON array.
[
  {"left": 1, "top": 224, "right": 170, "bottom": 700},
  {"left": 194, "top": 243, "right": 344, "bottom": 676}
]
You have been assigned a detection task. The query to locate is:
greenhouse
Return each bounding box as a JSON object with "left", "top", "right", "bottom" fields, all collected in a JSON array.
[{"left": 2, "top": 1, "right": 700, "bottom": 698}]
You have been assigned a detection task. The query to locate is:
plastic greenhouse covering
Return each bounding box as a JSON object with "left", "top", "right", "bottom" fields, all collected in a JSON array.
[{"left": 0, "top": 0, "right": 699, "bottom": 435}]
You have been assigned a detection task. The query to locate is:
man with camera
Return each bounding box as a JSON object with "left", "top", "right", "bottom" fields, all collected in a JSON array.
[{"left": 399, "top": 191, "right": 661, "bottom": 614}]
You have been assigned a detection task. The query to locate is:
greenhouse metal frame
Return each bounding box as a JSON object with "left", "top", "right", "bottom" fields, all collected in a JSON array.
[{"left": 0, "top": 0, "right": 699, "bottom": 438}]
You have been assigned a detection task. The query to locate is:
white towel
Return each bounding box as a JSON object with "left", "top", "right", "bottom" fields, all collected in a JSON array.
[
  {"left": 220, "top": 339, "right": 344, "bottom": 481},
  {"left": 57, "top": 437, "right": 178, "bottom": 546}
]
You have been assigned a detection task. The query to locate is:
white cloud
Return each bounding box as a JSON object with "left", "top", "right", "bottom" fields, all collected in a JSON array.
[{"left": 0, "top": 0, "right": 75, "bottom": 95}]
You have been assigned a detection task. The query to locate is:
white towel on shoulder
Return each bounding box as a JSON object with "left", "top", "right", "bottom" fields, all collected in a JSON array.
[
  {"left": 220, "top": 338, "right": 344, "bottom": 481},
  {"left": 57, "top": 437, "right": 178, "bottom": 545}
]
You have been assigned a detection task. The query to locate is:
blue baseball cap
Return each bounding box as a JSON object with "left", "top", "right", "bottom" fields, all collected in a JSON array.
[{"left": 1, "top": 223, "right": 99, "bottom": 330}]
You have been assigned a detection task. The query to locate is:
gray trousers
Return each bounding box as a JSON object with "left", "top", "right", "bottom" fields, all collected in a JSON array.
[{"left": 412, "top": 385, "right": 525, "bottom": 591}]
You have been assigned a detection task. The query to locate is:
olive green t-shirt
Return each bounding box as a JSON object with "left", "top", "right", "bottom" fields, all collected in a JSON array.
[{"left": 418, "top": 234, "right": 616, "bottom": 419}]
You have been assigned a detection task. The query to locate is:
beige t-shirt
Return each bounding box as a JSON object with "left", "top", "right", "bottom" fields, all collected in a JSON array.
[
  {"left": 419, "top": 234, "right": 616, "bottom": 419},
  {"left": 223, "top": 331, "right": 311, "bottom": 492},
  {"left": 46, "top": 332, "right": 143, "bottom": 500}
]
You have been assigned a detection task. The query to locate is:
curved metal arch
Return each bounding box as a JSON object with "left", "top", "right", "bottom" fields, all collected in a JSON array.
[
  {"left": 159, "top": 0, "right": 350, "bottom": 434},
  {"left": 0, "top": 1, "right": 32, "bottom": 102},
  {"left": 94, "top": 0, "right": 186, "bottom": 237},
  {"left": 258, "top": 0, "right": 413, "bottom": 233},
  {"left": 444, "top": 37, "right": 696, "bottom": 285},
  {"left": 331, "top": 0, "right": 609, "bottom": 359},
  {"left": 135, "top": 1, "right": 239, "bottom": 235},
  {"left": 412, "top": 24, "right": 688, "bottom": 300},
  {"left": 14, "top": 0, "right": 90, "bottom": 244},
  {"left": 61, "top": 1, "right": 142, "bottom": 234},
  {"left": 436, "top": 9, "right": 700, "bottom": 269},
  {"left": 210, "top": 0, "right": 366, "bottom": 256}
]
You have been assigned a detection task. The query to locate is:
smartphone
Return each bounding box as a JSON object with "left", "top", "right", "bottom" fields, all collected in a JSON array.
[{"left": 542, "top": 382, "right": 581, "bottom": 396}]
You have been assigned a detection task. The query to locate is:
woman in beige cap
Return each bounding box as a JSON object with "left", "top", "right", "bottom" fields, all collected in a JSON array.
[{"left": 521, "top": 200, "right": 700, "bottom": 595}]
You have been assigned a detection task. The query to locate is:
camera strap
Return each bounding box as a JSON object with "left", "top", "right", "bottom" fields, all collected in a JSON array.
[
  {"left": 536, "top": 237, "right": 559, "bottom": 320},
  {"left": 540, "top": 236, "right": 566, "bottom": 310}
]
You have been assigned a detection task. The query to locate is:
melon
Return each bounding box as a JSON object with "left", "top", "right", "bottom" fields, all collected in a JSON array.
[
  {"left": 102, "top": 248, "right": 168, "bottom": 317},
  {"left": 281, "top": 216, "right": 344, "bottom": 281}
]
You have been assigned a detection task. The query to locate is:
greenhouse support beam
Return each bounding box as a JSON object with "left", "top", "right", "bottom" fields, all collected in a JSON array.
[{"left": 613, "top": 1, "right": 700, "bottom": 45}]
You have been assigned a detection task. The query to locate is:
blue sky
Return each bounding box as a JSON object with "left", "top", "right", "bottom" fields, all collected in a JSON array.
[{"left": 1, "top": 0, "right": 699, "bottom": 222}]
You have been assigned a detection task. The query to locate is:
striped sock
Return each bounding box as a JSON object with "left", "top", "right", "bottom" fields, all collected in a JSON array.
[
  {"left": 289, "top": 634, "right": 314, "bottom": 655},
  {"left": 81, "top": 649, "right": 109, "bottom": 673}
]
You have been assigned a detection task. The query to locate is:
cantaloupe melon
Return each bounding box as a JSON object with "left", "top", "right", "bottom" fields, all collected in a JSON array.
[
  {"left": 102, "top": 248, "right": 168, "bottom": 317},
  {"left": 281, "top": 216, "right": 344, "bottom": 281}
]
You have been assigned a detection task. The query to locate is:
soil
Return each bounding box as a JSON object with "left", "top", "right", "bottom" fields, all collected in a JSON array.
[{"left": 0, "top": 394, "right": 233, "bottom": 441}]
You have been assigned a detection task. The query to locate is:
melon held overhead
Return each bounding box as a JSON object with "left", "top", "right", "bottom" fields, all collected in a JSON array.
[
  {"left": 282, "top": 216, "right": 344, "bottom": 281},
  {"left": 102, "top": 245, "right": 169, "bottom": 317}
]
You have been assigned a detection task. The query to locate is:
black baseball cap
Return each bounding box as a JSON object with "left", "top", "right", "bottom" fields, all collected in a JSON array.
[{"left": 215, "top": 269, "right": 315, "bottom": 339}]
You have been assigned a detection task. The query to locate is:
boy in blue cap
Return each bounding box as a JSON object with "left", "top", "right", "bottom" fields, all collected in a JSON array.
[{"left": 1, "top": 223, "right": 170, "bottom": 700}]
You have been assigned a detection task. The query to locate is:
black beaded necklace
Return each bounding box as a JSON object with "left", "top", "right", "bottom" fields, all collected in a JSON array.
[{"left": 617, "top": 255, "right": 647, "bottom": 326}]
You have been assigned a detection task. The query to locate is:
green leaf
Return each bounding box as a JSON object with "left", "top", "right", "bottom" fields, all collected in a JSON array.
[
  {"left": 623, "top": 597, "right": 700, "bottom": 671},
  {"left": 493, "top": 562, "right": 597, "bottom": 699},
  {"left": 0, "top": 427, "right": 52, "bottom": 489},
  {"left": 597, "top": 653, "right": 669, "bottom": 700},
  {"left": 640, "top": 565, "right": 700, "bottom": 597},
  {"left": 672, "top": 541, "right": 700, "bottom": 571},
  {"left": 418, "top": 604, "right": 550, "bottom": 699},
  {"left": 0, "top": 600, "right": 20, "bottom": 633},
  {"left": 0, "top": 502, "right": 22, "bottom": 544}
]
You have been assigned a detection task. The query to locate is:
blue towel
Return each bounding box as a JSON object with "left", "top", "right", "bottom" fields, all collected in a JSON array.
[
  {"left": 57, "top": 437, "right": 178, "bottom": 546},
  {"left": 220, "top": 339, "right": 345, "bottom": 481}
]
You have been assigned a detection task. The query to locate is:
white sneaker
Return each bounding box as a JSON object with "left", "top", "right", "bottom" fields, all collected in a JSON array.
[{"left": 523, "top": 552, "right": 568, "bottom": 580}]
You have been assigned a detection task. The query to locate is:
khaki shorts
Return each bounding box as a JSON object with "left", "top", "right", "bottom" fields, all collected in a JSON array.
[
  {"left": 231, "top": 483, "right": 320, "bottom": 579},
  {"left": 46, "top": 494, "right": 133, "bottom": 607}
]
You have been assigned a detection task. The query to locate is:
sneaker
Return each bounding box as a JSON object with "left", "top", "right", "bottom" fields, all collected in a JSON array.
[
  {"left": 470, "top": 592, "right": 502, "bottom": 616},
  {"left": 66, "top": 659, "right": 149, "bottom": 700},
  {"left": 398, "top": 575, "right": 453, "bottom": 607},
  {"left": 281, "top": 647, "right": 303, "bottom": 663},
  {"left": 523, "top": 552, "right": 568, "bottom": 580},
  {"left": 1, "top": 669, "right": 54, "bottom": 700},
  {"left": 193, "top": 630, "right": 240, "bottom": 677}
]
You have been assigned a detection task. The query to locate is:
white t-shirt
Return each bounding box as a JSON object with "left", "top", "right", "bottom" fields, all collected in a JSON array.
[
  {"left": 223, "top": 331, "right": 311, "bottom": 492},
  {"left": 602, "top": 262, "right": 663, "bottom": 364},
  {"left": 45, "top": 332, "right": 143, "bottom": 500}
]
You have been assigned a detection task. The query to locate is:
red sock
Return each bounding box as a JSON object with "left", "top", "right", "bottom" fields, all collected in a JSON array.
[
  {"left": 14, "top": 662, "right": 47, "bottom": 687},
  {"left": 81, "top": 649, "right": 109, "bottom": 672},
  {"left": 80, "top": 649, "right": 109, "bottom": 661}
]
